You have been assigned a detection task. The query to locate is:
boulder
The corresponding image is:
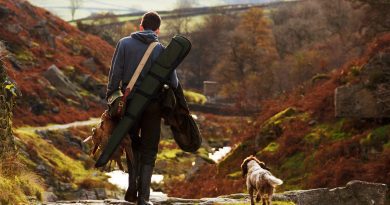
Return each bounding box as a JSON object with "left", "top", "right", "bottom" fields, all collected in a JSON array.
[
  {"left": 274, "top": 180, "right": 388, "bottom": 205},
  {"left": 43, "top": 65, "right": 82, "bottom": 99},
  {"left": 82, "top": 58, "right": 99, "bottom": 73},
  {"left": 335, "top": 51, "right": 390, "bottom": 118},
  {"left": 335, "top": 84, "right": 380, "bottom": 118}
]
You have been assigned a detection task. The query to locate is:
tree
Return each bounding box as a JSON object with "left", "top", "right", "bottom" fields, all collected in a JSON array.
[
  {"left": 212, "top": 8, "right": 278, "bottom": 107},
  {"left": 165, "top": 0, "right": 196, "bottom": 36},
  {"left": 70, "top": 0, "right": 83, "bottom": 21},
  {"left": 0, "top": 50, "right": 17, "bottom": 156}
]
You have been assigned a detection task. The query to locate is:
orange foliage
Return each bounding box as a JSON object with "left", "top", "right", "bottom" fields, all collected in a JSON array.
[
  {"left": 166, "top": 33, "right": 390, "bottom": 198},
  {"left": 0, "top": 0, "right": 113, "bottom": 126}
]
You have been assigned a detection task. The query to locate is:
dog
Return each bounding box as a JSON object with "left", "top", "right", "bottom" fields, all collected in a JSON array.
[
  {"left": 241, "top": 155, "right": 283, "bottom": 205},
  {"left": 84, "top": 110, "right": 133, "bottom": 171}
]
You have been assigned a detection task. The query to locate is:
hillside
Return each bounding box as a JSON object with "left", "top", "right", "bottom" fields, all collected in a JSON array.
[
  {"left": 0, "top": 0, "right": 113, "bottom": 126},
  {"left": 165, "top": 34, "right": 390, "bottom": 198}
]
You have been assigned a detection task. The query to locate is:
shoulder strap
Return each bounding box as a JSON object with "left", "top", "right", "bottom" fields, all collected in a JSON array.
[{"left": 125, "top": 42, "right": 159, "bottom": 92}]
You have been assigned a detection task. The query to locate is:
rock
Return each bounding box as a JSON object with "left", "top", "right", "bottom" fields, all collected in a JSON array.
[
  {"left": 276, "top": 180, "right": 388, "bottom": 205},
  {"left": 0, "top": 5, "right": 12, "bottom": 18},
  {"left": 30, "top": 20, "right": 56, "bottom": 49},
  {"left": 8, "top": 55, "right": 24, "bottom": 71},
  {"left": 52, "top": 106, "right": 60, "bottom": 114},
  {"left": 30, "top": 100, "right": 46, "bottom": 115},
  {"left": 82, "top": 58, "right": 99, "bottom": 73},
  {"left": 335, "top": 84, "right": 380, "bottom": 118},
  {"left": 78, "top": 189, "right": 98, "bottom": 200},
  {"left": 43, "top": 65, "right": 82, "bottom": 99},
  {"left": 308, "top": 120, "right": 317, "bottom": 126},
  {"left": 80, "top": 74, "right": 106, "bottom": 99},
  {"left": 95, "top": 188, "right": 107, "bottom": 199},
  {"left": 335, "top": 51, "right": 390, "bottom": 118},
  {"left": 57, "top": 182, "right": 73, "bottom": 192},
  {"left": 6, "top": 24, "right": 22, "bottom": 34},
  {"left": 43, "top": 191, "right": 58, "bottom": 202},
  {"left": 36, "top": 164, "right": 47, "bottom": 171}
]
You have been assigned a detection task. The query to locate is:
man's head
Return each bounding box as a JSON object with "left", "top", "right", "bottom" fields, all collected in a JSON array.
[{"left": 140, "top": 11, "right": 161, "bottom": 34}]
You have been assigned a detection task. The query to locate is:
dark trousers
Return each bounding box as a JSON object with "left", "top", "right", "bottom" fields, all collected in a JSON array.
[{"left": 129, "top": 100, "right": 161, "bottom": 166}]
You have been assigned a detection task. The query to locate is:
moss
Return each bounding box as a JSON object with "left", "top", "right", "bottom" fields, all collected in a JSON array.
[
  {"left": 14, "top": 49, "right": 35, "bottom": 64},
  {"left": 311, "top": 73, "right": 331, "bottom": 84},
  {"left": 183, "top": 90, "right": 207, "bottom": 105},
  {"left": 14, "top": 129, "right": 111, "bottom": 191},
  {"left": 227, "top": 171, "right": 242, "bottom": 179},
  {"left": 262, "top": 142, "right": 279, "bottom": 153},
  {"left": 263, "top": 108, "right": 297, "bottom": 129},
  {"left": 305, "top": 120, "right": 350, "bottom": 146},
  {"left": 360, "top": 125, "right": 390, "bottom": 150},
  {"left": 281, "top": 152, "right": 305, "bottom": 171}
]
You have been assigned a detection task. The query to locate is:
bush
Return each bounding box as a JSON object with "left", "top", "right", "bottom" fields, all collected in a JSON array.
[{"left": 183, "top": 90, "right": 207, "bottom": 105}]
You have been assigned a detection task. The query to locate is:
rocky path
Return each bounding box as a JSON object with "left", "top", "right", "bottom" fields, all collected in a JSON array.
[
  {"left": 17, "top": 118, "right": 100, "bottom": 132},
  {"left": 43, "top": 181, "right": 388, "bottom": 205}
]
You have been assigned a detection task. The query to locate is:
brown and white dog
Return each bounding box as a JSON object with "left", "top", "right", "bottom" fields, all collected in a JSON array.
[{"left": 241, "top": 155, "right": 283, "bottom": 205}]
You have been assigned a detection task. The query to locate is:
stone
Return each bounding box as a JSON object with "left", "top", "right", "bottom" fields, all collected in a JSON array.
[
  {"left": 43, "top": 191, "right": 58, "bottom": 202},
  {"left": 275, "top": 180, "right": 388, "bottom": 205},
  {"left": 0, "top": 5, "right": 12, "bottom": 18},
  {"left": 80, "top": 74, "right": 106, "bottom": 99},
  {"left": 52, "top": 106, "right": 60, "bottom": 114},
  {"left": 335, "top": 84, "right": 380, "bottom": 118},
  {"left": 30, "top": 20, "right": 56, "bottom": 49},
  {"left": 58, "top": 182, "right": 73, "bottom": 192},
  {"left": 6, "top": 24, "right": 22, "bottom": 34},
  {"left": 94, "top": 188, "right": 107, "bottom": 199},
  {"left": 82, "top": 58, "right": 99, "bottom": 73},
  {"left": 43, "top": 65, "right": 82, "bottom": 99},
  {"left": 335, "top": 51, "right": 390, "bottom": 118},
  {"left": 78, "top": 189, "right": 98, "bottom": 200}
]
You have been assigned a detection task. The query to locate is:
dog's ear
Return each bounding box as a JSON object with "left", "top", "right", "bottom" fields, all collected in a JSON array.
[
  {"left": 241, "top": 157, "right": 250, "bottom": 178},
  {"left": 258, "top": 161, "right": 271, "bottom": 171}
]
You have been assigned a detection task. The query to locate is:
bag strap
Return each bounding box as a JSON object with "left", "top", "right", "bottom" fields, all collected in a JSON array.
[{"left": 125, "top": 42, "right": 159, "bottom": 93}]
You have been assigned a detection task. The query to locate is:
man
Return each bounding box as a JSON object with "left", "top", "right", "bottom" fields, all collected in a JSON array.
[{"left": 106, "top": 11, "right": 178, "bottom": 205}]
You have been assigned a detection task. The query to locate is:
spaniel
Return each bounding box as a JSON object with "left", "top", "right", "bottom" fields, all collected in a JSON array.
[{"left": 241, "top": 155, "right": 283, "bottom": 205}]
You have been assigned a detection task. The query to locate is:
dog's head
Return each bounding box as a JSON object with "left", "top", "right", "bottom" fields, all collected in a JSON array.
[{"left": 241, "top": 155, "right": 270, "bottom": 178}]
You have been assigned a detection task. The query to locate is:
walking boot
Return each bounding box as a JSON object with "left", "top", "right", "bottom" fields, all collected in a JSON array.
[
  {"left": 125, "top": 148, "right": 140, "bottom": 202},
  {"left": 136, "top": 164, "right": 154, "bottom": 205}
]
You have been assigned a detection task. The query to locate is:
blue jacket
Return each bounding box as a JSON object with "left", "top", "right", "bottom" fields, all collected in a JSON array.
[{"left": 106, "top": 30, "right": 179, "bottom": 100}]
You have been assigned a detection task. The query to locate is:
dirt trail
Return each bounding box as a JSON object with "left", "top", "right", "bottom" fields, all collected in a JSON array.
[{"left": 16, "top": 118, "right": 100, "bottom": 132}]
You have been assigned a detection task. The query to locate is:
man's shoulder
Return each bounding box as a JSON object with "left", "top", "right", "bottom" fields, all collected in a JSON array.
[{"left": 118, "top": 36, "right": 135, "bottom": 45}]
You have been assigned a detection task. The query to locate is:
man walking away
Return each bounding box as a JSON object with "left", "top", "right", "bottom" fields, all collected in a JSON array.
[{"left": 106, "top": 11, "right": 178, "bottom": 205}]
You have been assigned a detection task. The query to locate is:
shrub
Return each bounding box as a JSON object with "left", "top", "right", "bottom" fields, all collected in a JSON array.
[{"left": 183, "top": 90, "right": 207, "bottom": 105}]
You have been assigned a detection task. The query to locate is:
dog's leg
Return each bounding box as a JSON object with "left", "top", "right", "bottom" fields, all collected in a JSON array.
[
  {"left": 255, "top": 191, "right": 261, "bottom": 202},
  {"left": 249, "top": 186, "right": 255, "bottom": 205}
]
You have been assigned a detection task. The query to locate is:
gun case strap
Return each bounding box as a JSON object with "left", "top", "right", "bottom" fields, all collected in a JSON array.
[{"left": 125, "top": 42, "right": 158, "bottom": 93}]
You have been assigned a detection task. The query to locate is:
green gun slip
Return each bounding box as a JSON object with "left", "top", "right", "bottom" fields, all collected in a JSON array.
[{"left": 95, "top": 35, "right": 192, "bottom": 168}]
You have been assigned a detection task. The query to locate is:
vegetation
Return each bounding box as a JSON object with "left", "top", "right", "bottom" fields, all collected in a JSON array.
[{"left": 184, "top": 90, "right": 207, "bottom": 105}]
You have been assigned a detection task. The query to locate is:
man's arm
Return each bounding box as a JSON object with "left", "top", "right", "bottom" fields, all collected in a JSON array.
[{"left": 106, "top": 40, "right": 125, "bottom": 100}]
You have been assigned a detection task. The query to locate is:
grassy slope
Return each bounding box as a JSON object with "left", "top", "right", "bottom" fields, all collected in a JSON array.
[
  {"left": 0, "top": 0, "right": 114, "bottom": 127},
  {"left": 165, "top": 34, "right": 390, "bottom": 198}
]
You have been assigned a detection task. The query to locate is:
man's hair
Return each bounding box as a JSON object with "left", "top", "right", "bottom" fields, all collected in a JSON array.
[{"left": 141, "top": 11, "right": 161, "bottom": 31}]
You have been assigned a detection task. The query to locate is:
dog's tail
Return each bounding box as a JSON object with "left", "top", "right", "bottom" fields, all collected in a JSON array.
[{"left": 265, "top": 174, "right": 283, "bottom": 186}]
